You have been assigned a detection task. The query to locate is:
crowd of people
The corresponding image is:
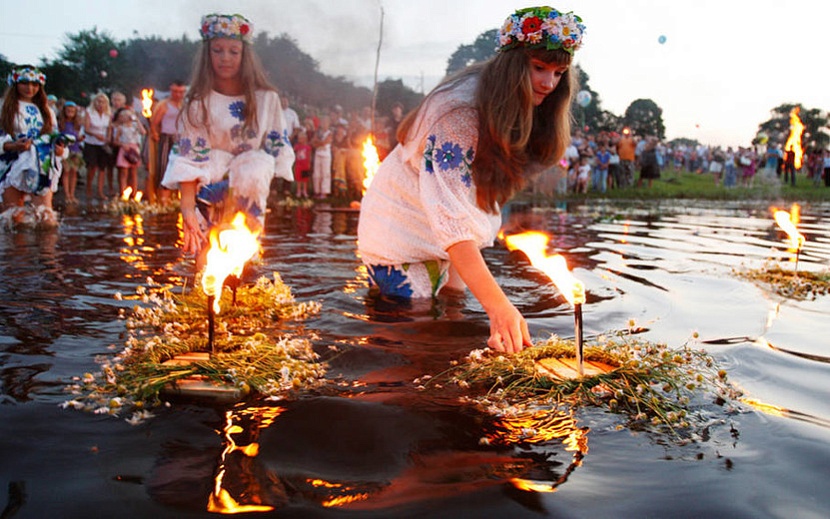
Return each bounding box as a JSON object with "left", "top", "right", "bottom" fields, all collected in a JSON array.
[{"left": 556, "top": 128, "right": 830, "bottom": 194}]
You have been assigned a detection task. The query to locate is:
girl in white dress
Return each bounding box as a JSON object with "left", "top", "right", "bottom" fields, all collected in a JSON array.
[
  {"left": 0, "top": 65, "right": 67, "bottom": 227},
  {"left": 162, "top": 13, "right": 294, "bottom": 262},
  {"left": 358, "top": 6, "right": 585, "bottom": 353}
]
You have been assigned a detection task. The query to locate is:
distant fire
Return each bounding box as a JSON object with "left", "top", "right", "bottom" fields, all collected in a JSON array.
[
  {"left": 784, "top": 107, "right": 805, "bottom": 170},
  {"left": 361, "top": 135, "right": 380, "bottom": 195},
  {"left": 140, "top": 88, "right": 154, "bottom": 118}
]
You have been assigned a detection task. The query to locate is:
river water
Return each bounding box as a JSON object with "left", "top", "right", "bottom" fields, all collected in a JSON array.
[{"left": 1, "top": 198, "right": 829, "bottom": 518}]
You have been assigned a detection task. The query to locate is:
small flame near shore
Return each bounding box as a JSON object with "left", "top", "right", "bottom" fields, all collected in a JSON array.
[
  {"left": 140, "top": 88, "right": 154, "bottom": 118},
  {"left": 120, "top": 187, "right": 143, "bottom": 202},
  {"left": 361, "top": 135, "right": 380, "bottom": 195},
  {"left": 201, "top": 213, "right": 261, "bottom": 314}
]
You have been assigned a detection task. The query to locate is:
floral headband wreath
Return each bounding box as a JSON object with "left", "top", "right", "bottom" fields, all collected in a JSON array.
[
  {"left": 200, "top": 13, "right": 254, "bottom": 44},
  {"left": 497, "top": 6, "right": 585, "bottom": 54},
  {"left": 7, "top": 66, "right": 47, "bottom": 87}
]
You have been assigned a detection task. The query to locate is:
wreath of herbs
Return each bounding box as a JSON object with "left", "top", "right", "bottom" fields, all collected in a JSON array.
[
  {"left": 103, "top": 197, "right": 180, "bottom": 216},
  {"left": 62, "top": 273, "right": 325, "bottom": 424},
  {"left": 735, "top": 262, "right": 830, "bottom": 300},
  {"left": 434, "top": 332, "right": 742, "bottom": 441}
]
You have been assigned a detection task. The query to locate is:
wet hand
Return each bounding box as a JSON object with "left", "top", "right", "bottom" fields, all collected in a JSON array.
[
  {"left": 181, "top": 209, "right": 205, "bottom": 255},
  {"left": 486, "top": 301, "right": 532, "bottom": 354}
]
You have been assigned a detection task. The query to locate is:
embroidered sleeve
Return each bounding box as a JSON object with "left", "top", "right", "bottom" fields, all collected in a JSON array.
[
  {"left": 418, "top": 107, "right": 493, "bottom": 251},
  {"left": 260, "top": 92, "right": 295, "bottom": 182},
  {"left": 161, "top": 102, "right": 217, "bottom": 189}
]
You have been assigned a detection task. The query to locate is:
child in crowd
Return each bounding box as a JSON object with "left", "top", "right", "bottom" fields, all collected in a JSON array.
[
  {"left": 0, "top": 65, "right": 67, "bottom": 226},
  {"left": 112, "top": 107, "right": 146, "bottom": 195},
  {"left": 161, "top": 13, "right": 294, "bottom": 265},
  {"left": 357, "top": 6, "right": 585, "bottom": 353},
  {"left": 293, "top": 130, "right": 311, "bottom": 198},
  {"left": 58, "top": 101, "right": 85, "bottom": 204},
  {"left": 576, "top": 155, "right": 590, "bottom": 193}
]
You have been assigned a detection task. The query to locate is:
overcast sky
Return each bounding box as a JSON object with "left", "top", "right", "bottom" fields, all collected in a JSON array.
[{"left": 1, "top": 0, "right": 826, "bottom": 148}]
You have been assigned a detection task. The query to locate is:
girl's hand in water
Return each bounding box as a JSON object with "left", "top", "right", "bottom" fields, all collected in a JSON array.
[
  {"left": 181, "top": 208, "right": 205, "bottom": 255},
  {"left": 485, "top": 299, "right": 533, "bottom": 354}
]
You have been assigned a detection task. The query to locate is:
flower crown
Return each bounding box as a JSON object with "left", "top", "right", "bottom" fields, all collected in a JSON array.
[
  {"left": 200, "top": 13, "right": 254, "bottom": 43},
  {"left": 7, "top": 66, "right": 47, "bottom": 86},
  {"left": 497, "top": 6, "right": 585, "bottom": 54}
]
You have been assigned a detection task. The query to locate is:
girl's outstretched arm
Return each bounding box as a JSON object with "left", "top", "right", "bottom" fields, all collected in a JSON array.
[{"left": 446, "top": 240, "right": 532, "bottom": 354}]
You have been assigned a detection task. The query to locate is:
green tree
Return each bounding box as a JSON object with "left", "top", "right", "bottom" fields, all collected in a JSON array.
[
  {"left": 623, "top": 98, "right": 665, "bottom": 139},
  {"left": 445, "top": 29, "right": 497, "bottom": 75},
  {"left": 43, "top": 27, "right": 125, "bottom": 100}
]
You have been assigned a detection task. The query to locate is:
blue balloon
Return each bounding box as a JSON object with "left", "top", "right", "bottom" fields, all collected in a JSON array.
[{"left": 658, "top": 35, "right": 667, "bottom": 44}]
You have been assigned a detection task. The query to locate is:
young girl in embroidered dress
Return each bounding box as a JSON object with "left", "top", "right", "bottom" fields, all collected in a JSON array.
[
  {"left": 0, "top": 65, "right": 68, "bottom": 227},
  {"left": 58, "top": 101, "right": 85, "bottom": 204},
  {"left": 161, "top": 13, "right": 295, "bottom": 262},
  {"left": 358, "top": 6, "right": 585, "bottom": 354}
]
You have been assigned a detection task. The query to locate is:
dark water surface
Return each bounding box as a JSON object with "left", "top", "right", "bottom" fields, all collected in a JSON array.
[{"left": 1, "top": 200, "right": 829, "bottom": 518}]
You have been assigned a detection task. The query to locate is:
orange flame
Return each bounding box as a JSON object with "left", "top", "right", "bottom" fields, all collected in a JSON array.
[
  {"left": 773, "top": 203, "right": 805, "bottom": 252},
  {"left": 784, "top": 107, "right": 805, "bottom": 170},
  {"left": 120, "top": 187, "right": 143, "bottom": 202},
  {"left": 140, "top": 88, "right": 154, "bottom": 118},
  {"left": 361, "top": 135, "right": 380, "bottom": 195},
  {"left": 502, "top": 231, "right": 585, "bottom": 306},
  {"left": 201, "top": 213, "right": 261, "bottom": 314}
]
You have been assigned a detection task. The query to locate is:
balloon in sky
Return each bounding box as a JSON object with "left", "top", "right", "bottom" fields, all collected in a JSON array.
[
  {"left": 100, "top": 70, "right": 108, "bottom": 78},
  {"left": 658, "top": 35, "right": 667, "bottom": 44},
  {"left": 109, "top": 49, "right": 118, "bottom": 58},
  {"left": 576, "top": 90, "right": 592, "bottom": 107}
]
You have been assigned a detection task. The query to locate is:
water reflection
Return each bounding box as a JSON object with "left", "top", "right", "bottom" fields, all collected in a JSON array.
[{"left": 2, "top": 200, "right": 830, "bottom": 517}]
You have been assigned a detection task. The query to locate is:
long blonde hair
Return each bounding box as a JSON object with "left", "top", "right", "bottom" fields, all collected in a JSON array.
[
  {"left": 183, "top": 40, "right": 276, "bottom": 135},
  {"left": 398, "top": 47, "right": 575, "bottom": 213}
]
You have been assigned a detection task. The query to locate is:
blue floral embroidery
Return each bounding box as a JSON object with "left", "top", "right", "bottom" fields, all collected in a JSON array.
[
  {"left": 176, "top": 136, "right": 210, "bottom": 162},
  {"left": 437, "top": 142, "right": 463, "bottom": 171},
  {"left": 423, "top": 134, "right": 475, "bottom": 185},
  {"left": 263, "top": 129, "right": 288, "bottom": 158},
  {"left": 423, "top": 135, "right": 436, "bottom": 173},
  {"left": 367, "top": 265, "right": 413, "bottom": 299},
  {"left": 229, "top": 101, "right": 245, "bottom": 121}
]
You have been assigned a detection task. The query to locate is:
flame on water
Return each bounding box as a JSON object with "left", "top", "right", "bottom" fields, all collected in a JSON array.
[
  {"left": 140, "top": 88, "right": 154, "bottom": 118},
  {"left": 772, "top": 203, "right": 805, "bottom": 252},
  {"left": 361, "top": 135, "right": 380, "bottom": 195},
  {"left": 501, "top": 231, "right": 585, "bottom": 306},
  {"left": 784, "top": 107, "right": 805, "bottom": 170},
  {"left": 201, "top": 212, "right": 261, "bottom": 314},
  {"left": 120, "top": 187, "right": 143, "bottom": 202}
]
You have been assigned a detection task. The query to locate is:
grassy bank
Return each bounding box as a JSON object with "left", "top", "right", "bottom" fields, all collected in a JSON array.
[{"left": 537, "top": 169, "right": 830, "bottom": 203}]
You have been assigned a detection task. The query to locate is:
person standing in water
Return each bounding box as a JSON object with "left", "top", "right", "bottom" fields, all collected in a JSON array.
[{"left": 358, "top": 6, "right": 585, "bottom": 353}]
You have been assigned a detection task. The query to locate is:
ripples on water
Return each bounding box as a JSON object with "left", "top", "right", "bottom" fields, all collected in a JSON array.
[{"left": 1, "top": 200, "right": 829, "bottom": 518}]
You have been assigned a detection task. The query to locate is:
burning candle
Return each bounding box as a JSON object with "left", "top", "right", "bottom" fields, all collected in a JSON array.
[
  {"left": 201, "top": 212, "right": 262, "bottom": 353},
  {"left": 502, "top": 231, "right": 586, "bottom": 374}
]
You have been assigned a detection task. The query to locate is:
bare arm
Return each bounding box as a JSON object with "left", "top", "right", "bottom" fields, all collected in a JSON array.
[
  {"left": 178, "top": 180, "right": 205, "bottom": 254},
  {"left": 446, "top": 240, "right": 532, "bottom": 353}
]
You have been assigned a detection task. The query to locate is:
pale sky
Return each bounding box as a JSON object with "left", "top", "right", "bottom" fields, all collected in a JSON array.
[{"left": 1, "top": 0, "right": 827, "bottom": 148}]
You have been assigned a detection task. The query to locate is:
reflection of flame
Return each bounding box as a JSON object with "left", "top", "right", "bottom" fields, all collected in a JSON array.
[
  {"left": 361, "top": 135, "right": 380, "bottom": 195},
  {"left": 201, "top": 213, "right": 261, "bottom": 314},
  {"left": 208, "top": 408, "right": 284, "bottom": 514},
  {"left": 501, "top": 231, "right": 585, "bottom": 306},
  {"left": 140, "top": 88, "right": 154, "bottom": 118},
  {"left": 773, "top": 203, "right": 805, "bottom": 252},
  {"left": 784, "top": 107, "right": 805, "bottom": 169}
]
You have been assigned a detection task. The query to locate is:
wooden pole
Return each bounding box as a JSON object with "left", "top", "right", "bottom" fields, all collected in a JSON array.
[{"left": 574, "top": 303, "right": 584, "bottom": 376}]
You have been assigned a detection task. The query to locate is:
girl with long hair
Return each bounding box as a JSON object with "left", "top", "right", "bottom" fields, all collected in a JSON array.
[
  {"left": 358, "top": 6, "right": 585, "bottom": 354},
  {"left": 0, "top": 65, "right": 67, "bottom": 225},
  {"left": 161, "top": 13, "right": 295, "bottom": 263}
]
